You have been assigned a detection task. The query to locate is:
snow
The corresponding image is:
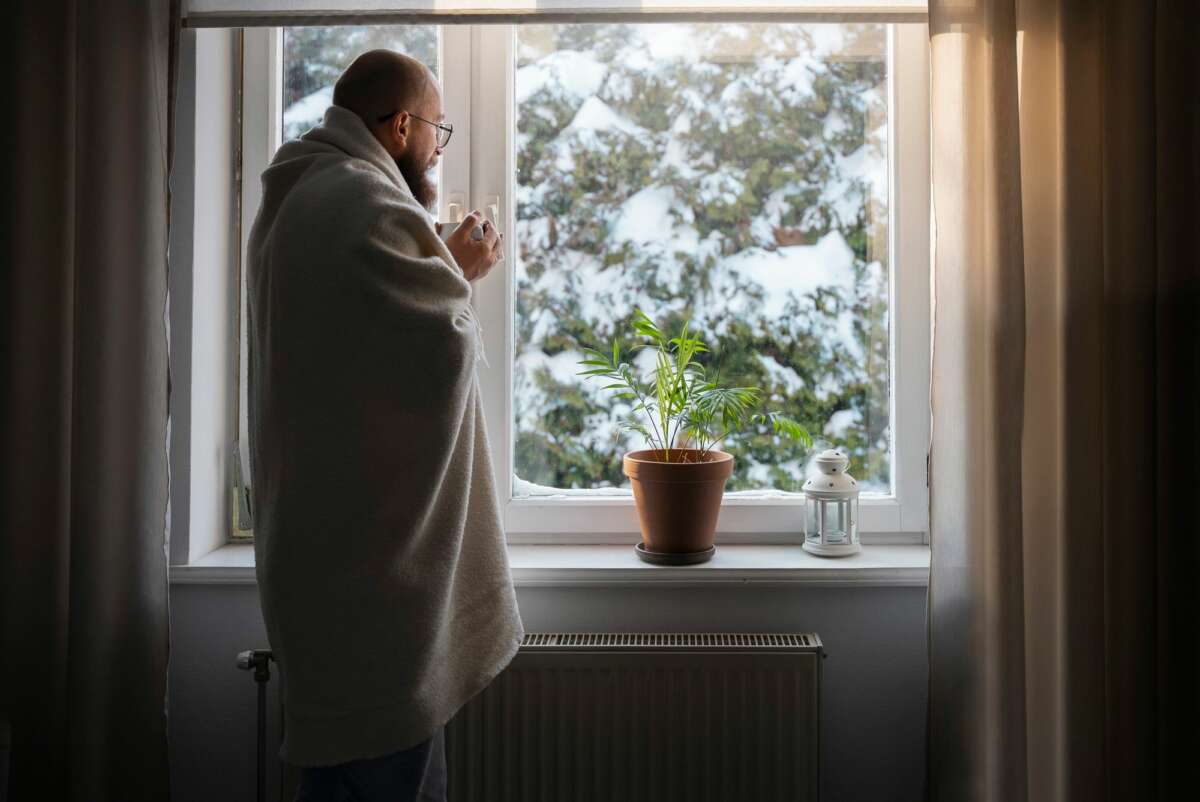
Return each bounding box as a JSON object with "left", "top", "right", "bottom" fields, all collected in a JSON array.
[
  {"left": 808, "top": 26, "right": 848, "bottom": 58},
  {"left": 719, "top": 77, "right": 747, "bottom": 106},
  {"left": 863, "top": 260, "right": 888, "bottom": 299},
  {"left": 659, "top": 135, "right": 702, "bottom": 180},
  {"left": 610, "top": 186, "right": 677, "bottom": 244},
  {"left": 776, "top": 458, "right": 804, "bottom": 481},
  {"left": 716, "top": 78, "right": 750, "bottom": 129},
  {"left": 698, "top": 169, "right": 745, "bottom": 207},
  {"left": 517, "top": 216, "right": 553, "bottom": 253},
  {"left": 750, "top": 186, "right": 797, "bottom": 242},
  {"left": 603, "top": 186, "right": 714, "bottom": 297},
  {"left": 822, "top": 143, "right": 887, "bottom": 226},
  {"left": 703, "top": 230, "right": 866, "bottom": 360},
  {"left": 283, "top": 85, "right": 332, "bottom": 138},
  {"left": 836, "top": 315, "right": 863, "bottom": 361},
  {"left": 643, "top": 25, "right": 696, "bottom": 62},
  {"left": 755, "top": 354, "right": 805, "bottom": 395},
  {"left": 823, "top": 111, "right": 849, "bottom": 139},
  {"left": 720, "top": 230, "right": 857, "bottom": 319},
  {"left": 519, "top": 245, "right": 665, "bottom": 335},
  {"left": 814, "top": 374, "right": 841, "bottom": 402},
  {"left": 566, "top": 96, "right": 647, "bottom": 138},
  {"left": 581, "top": 258, "right": 653, "bottom": 326},
  {"left": 825, "top": 408, "right": 861, "bottom": 438},
  {"left": 517, "top": 349, "right": 586, "bottom": 387},
  {"left": 553, "top": 143, "right": 576, "bottom": 173},
  {"left": 779, "top": 55, "right": 822, "bottom": 101},
  {"left": 516, "top": 51, "right": 608, "bottom": 104},
  {"left": 745, "top": 461, "right": 773, "bottom": 484},
  {"left": 633, "top": 348, "right": 659, "bottom": 376}
]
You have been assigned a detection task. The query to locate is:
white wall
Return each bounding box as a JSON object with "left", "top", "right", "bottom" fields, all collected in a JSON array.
[
  {"left": 169, "top": 27, "right": 240, "bottom": 566},
  {"left": 169, "top": 584, "right": 927, "bottom": 802}
]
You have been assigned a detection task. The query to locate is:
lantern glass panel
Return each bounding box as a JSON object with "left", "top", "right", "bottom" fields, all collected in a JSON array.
[
  {"left": 805, "top": 499, "right": 820, "bottom": 541},
  {"left": 827, "top": 501, "right": 849, "bottom": 544}
]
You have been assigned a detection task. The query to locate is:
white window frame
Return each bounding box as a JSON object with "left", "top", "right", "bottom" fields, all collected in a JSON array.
[
  {"left": 237, "top": 27, "right": 283, "bottom": 539},
  {"left": 239, "top": 18, "right": 930, "bottom": 547}
]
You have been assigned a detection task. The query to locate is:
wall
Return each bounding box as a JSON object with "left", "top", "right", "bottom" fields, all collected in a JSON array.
[
  {"left": 188, "top": 26, "right": 241, "bottom": 562},
  {"left": 169, "top": 583, "right": 927, "bottom": 802},
  {"left": 169, "top": 27, "right": 240, "bottom": 566}
]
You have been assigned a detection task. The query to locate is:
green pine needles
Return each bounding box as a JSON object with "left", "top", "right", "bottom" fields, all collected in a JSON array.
[{"left": 578, "top": 310, "right": 813, "bottom": 463}]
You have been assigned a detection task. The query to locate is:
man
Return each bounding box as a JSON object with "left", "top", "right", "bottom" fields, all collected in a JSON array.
[{"left": 246, "top": 50, "right": 524, "bottom": 801}]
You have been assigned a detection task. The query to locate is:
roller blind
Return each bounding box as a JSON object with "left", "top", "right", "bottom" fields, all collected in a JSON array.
[{"left": 182, "top": 0, "right": 927, "bottom": 27}]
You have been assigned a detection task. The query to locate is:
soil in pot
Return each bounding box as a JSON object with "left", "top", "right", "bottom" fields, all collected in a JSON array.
[{"left": 622, "top": 449, "right": 734, "bottom": 555}]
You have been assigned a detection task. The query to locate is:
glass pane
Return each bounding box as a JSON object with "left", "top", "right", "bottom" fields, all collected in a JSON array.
[
  {"left": 806, "top": 500, "right": 820, "bottom": 540},
  {"left": 829, "top": 500, "right": 847, "bottom": 542},
  {"left": 282, "top": 26, "right": 440, "bottom": 142},
  {"left": 514, "top": 23, "right": 890, "bottom": 495}
]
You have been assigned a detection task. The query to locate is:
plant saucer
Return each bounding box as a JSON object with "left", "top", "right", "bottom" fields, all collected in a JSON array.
[{"left": 634, "top": 542, "right": 716, "bottom": 566}]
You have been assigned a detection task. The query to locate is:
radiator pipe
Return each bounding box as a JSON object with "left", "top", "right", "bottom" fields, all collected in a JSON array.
[{"left": 237, "top": 649, "right": 275, "bottom": 802}]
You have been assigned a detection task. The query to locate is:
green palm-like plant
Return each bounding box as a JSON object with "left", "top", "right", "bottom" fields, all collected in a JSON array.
[{"left": 578, "top": 310, "right": 812, "bottom": 463}]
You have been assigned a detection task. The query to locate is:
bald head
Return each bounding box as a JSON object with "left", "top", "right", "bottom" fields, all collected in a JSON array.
[
  {"left": 333, "top": 49, "right": 436, "bottom": 125},
  {"left": 332, "top": 50, "right": 446, "bottom": 210}
]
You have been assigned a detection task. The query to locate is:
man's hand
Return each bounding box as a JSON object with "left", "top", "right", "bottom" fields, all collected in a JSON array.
[{"left": 445, "top": 210, "right": 503, "bottom": 283}]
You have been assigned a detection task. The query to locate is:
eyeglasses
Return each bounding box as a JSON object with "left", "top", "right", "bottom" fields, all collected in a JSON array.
[{"left": 377, "top": 110, "right": 453, "bottom": 149}]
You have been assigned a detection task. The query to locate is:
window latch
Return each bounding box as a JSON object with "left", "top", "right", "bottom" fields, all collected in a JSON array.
[
  {"left": 233, "top": 439, "right": 254, "bottom": 531},
  {"left": 446, "top": 192, "right": 466, "bottom": 224}
]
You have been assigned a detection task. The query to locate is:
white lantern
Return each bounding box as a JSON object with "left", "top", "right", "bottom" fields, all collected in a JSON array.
[{"left": 802, "top": 449, "right": 861, "bottom": 556}]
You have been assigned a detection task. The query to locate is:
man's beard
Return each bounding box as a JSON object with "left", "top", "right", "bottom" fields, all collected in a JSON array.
[{"left": 397, "top": 149, "right": 437, "bottom": 211}]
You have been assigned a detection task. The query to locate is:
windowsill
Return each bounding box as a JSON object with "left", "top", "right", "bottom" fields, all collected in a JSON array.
[{"left": 169, "top": 542, "right": 929, "bottom": 588}]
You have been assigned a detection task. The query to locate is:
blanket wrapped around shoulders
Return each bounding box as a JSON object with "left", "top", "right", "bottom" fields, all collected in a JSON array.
[{"left": 247, "top": 105, "right": 522, "bottom": 767}]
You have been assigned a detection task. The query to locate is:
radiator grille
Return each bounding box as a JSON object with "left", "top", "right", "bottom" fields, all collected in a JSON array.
[
  {"left": 447, "top": 633, "right": 821, "bottom": 802},
  {"left": 521, "top": 631, "right": 821, "bottom": 651}
]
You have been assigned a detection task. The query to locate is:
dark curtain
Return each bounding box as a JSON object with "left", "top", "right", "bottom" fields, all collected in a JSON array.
[
  {"left": 927, "top": 0, "right": 1200, "bottom": 800},
  {"left": 1, "top": 1, "right": 178, "bottom": 799}
]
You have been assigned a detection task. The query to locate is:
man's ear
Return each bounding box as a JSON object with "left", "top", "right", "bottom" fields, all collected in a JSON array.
[{"left": 390, "top": 111, "right": 410, "bottom": 149}]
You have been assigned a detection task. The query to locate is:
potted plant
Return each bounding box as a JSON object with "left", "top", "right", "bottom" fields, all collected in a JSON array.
[{"left": 578, "top": 310, "right": 811, "bottom": 564}]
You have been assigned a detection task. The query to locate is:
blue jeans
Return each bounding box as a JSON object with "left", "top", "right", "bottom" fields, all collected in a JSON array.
[{"left": 294, "top": 728, "right": 446, "bottom": 802}]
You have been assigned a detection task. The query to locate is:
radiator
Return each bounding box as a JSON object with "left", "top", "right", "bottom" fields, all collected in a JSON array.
[{"left": 446, "top": 633, "right": 823, "bottom": 802}]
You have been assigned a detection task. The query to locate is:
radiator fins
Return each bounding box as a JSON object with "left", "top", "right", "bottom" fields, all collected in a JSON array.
[{"left": 446, "top": 633, "right": 821, "bottom": 801}]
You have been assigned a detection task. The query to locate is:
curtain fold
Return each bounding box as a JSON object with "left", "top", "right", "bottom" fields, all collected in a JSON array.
[
  {"left": 1, "top": 2, "right": 178, "bottom": 800},
  {"left": 927, "top": 1, "right": 1200, "bottom": 800}
]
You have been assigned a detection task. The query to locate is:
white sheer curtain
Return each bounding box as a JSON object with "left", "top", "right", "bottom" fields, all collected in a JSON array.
[{"left": 927, "top": 1, "right": 1199, "bottom": 800}]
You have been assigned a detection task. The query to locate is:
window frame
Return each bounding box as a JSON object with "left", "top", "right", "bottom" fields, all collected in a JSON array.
[
  {"left": 235, "top": 27, "right": 283, "bottom": 540},
  {"left": 238, "top": 18, "right": 930, "bottom": 547}
]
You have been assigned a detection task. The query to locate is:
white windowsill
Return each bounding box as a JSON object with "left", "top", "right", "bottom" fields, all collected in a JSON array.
[{"left": 169, "top": 542, "right": 930, "bottom": 588}]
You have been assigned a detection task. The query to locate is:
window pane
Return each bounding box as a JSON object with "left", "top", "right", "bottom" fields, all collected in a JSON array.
[
  {"left": 282, "top": 26, "right": 440, "bottom": 142},
  {"left": 514, "top": 23, "right": 890, "bottom": 495}
]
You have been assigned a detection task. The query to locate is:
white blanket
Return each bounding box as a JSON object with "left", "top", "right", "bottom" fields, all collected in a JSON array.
[{"left": 247, "top": 105, "right": 522, "bottom": 766}]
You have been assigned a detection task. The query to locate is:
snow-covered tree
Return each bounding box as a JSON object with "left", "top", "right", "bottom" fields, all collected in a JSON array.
[{"left": 514, "top": 23, "right": 890, "bottom": 492}]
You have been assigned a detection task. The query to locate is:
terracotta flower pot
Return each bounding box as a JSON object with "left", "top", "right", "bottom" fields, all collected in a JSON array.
[{"left": 622, "top": 449, "right": 734, "bottom": 554}]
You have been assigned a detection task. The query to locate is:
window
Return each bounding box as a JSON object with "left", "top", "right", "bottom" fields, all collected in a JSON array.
[
  {"left": 514, "top": 23, "right": 890, "bottom": 496},
  {"left": 238, "top": 18, "right": 929, "bottom": 545},
  {"left": 281, "top": 27, "right": 440, "bottom": 141}
]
